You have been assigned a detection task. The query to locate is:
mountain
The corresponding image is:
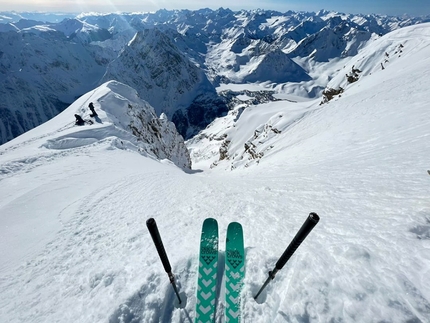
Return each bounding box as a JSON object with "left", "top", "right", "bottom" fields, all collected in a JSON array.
[
  {"left": 0, "top": 27, "right": 108, "bottom": 144},
  {"left": 49, "top": 18, "right": 112, "bottom": 43},
  {"left": 0, "top": 11, "right": 76, "bottom": 24},
  {"left": 0, "top": 9, "right": 429, "bottom": 145},
  {"left": 1, "top": 22, "right": 429, "bottom": 323},
  {"left": 242, "top": 48, "right": 311, "bottom": 83},
  {"left": 102, "top": 28, "right": 227, "bottom": 139},
  {"left": 289, "top": 21, "right": 373, "bottom": 61},
  {"left": 188, "top": 22, "right": 430, "bottom": 171}
]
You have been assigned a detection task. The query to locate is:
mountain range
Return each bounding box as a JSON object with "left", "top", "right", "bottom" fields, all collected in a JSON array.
[{"left": 0, "top": 8, "right": 429, "bottom": 146}]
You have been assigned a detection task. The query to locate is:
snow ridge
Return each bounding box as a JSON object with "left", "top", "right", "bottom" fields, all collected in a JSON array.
[{"left": 0, "top": 80, "right": 191, "bottom": 173}]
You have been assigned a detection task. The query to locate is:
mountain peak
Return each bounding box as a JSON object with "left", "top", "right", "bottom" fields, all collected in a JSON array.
[{"left": 243, "top": 48, "right": 311, "bottom": 83}]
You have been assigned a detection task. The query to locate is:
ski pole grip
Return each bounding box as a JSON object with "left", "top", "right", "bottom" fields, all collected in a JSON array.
[
  {"left": 275, "top": 212, "right": 320, "bottom": 270},
  {"left": 146, "top": 218, "right": 172, "bottom": 273}
]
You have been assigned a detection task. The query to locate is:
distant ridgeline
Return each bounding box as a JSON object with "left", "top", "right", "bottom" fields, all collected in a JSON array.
[{"left": 0, "top": 9, "right": 427, "bottom": 144}]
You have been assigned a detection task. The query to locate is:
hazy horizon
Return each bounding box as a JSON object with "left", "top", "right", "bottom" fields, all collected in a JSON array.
[{"left": 0, "top": 0, "right": 429, "bottom": 17}]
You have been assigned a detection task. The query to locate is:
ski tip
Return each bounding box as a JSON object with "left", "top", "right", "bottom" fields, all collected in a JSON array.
[
  {"left": 201, "top": 218, "right": 219, "bottom": 238},
  {"left": 227, "top": 222, "right": 242, "bottom": 229},
  {"left": 226, "top": 222, "right": 244, "bottom": 241},
  {"left": 202, "top": 218, "right": 218, "bottom": 228},
  {"left": 203, "top": 217, "right": 218, "bottom": 223}
]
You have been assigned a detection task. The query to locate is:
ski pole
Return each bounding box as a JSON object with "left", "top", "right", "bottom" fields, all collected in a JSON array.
[
  {"left": 146, "top": 218, "right": 182, "bottom": 304},
  {"left": 254, "top": 212, "right": 320, "bottom": 301}
]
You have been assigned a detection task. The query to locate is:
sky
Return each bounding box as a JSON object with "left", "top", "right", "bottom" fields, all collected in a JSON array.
[{"left": 0, "top": 0, "right": 429, "bottom": 16}]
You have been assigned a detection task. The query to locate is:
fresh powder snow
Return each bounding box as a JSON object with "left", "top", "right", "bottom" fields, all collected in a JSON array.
[{"left": 0, "top": 22, "right": 430, "bottom": 323}]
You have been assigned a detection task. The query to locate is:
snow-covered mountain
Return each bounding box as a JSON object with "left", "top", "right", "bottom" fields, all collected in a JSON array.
[
  {"left": 188, "top": 22, "right": 430, "bottom": 171},
  {"left": 102, "top": 28, "right": 227, "bottom": 139},
  {"left": 0, "top": 80, "right": 191, "bottom": 171},
  {"left": 1, "top": 9, "right": 429, "bottom": 145},
  {"left": 0, "top": 21, "right": 429, "bottom": 323},
  {"left": 289, "top": 21, "right": 373, "bottom": 61},
  {"left": 49, "top": 18, "right": 112, "bottom": 43},
  {"left": 0, "top": 25, "right": 110, "bottom": 143},
  {"left": 0, "top": 11, "right": 76, "bottom": 24}
]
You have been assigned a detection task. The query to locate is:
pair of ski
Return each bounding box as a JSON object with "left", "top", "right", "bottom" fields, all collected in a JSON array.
[{"left": 195, "top": 218, "right": 245, "bottom": 323}]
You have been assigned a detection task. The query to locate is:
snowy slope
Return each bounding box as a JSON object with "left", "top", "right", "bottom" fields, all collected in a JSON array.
[
  {"left": 0, "top": 22, "right": 430, "bottom": 323},
  {"left": 327, "top": 22, "right": 430, "bottom": 90},
  {"left": 0, "top": 80, "right": 191, "bottom": 174}
]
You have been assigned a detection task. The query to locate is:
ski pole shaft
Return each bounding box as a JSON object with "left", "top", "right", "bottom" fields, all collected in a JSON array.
[
  {"left": 146, "top": 218, "right": 172, "bottom": 272},
  {"left": 254, "top": 268, "right": 279, "bottom": 301},
  {"left": 146, "top": 218, "right": 182, "bottom": 304},
  {"left": 254, "top": 213, "right": 320, "bottom": 301},
  {"left": 275, "top": 212, "right": 320, "bottom": 270}
]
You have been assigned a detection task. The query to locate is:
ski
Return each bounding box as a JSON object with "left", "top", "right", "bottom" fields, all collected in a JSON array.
[
  {"left": 225, "top": 222, "right": 245, "bottom": 323},
  {"left": 195, "top": 218, "right": 219, "bottom": 323}
]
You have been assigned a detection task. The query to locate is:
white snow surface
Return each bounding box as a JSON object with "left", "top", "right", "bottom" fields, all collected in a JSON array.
[{"left": 0, "top": 23, "right": 430, "bottom": 323}]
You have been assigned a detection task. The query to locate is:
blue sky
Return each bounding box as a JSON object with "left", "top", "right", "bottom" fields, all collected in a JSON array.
[{"left": 0, "top": 0, "right": 429, "bottom": 16}]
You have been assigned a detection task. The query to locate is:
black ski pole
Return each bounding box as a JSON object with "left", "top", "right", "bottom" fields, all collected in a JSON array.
[
  {"left": 146, "top": 218, "right": 182, "bottom": 304},
  {"left": 254, "top": 212, "right": 320, "bottom": 301}
]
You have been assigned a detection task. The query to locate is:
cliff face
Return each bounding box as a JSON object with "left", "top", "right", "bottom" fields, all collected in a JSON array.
[{"left": 102, "top": 28, "right": 226, "bottom": 139}]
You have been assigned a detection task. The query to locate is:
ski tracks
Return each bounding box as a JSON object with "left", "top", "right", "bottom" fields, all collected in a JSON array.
[
  {"left": 0, "top": 171, "right": 194, "bottom": 323},
  {"left": 107, "top": 171, "right": 282, "bottom": 323},
  {"left": 2, "top": 163, "right": 428, "bottom": 322}
]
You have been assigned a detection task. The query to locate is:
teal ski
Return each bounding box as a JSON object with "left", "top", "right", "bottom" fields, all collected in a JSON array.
[
  {"left": 195, "top": 218, "right": 219, "bottom": 323},
  {"left": 225, "top": 222, "right": 245, "bottom": 323}
]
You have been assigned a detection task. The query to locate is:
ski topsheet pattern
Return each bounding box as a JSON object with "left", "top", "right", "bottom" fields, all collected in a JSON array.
[
  {"left": 195, "top": 218, "right": 219, "bottom": 323},
  {"left": 225, "top": 222, "right": 245, "bottom": 323}
]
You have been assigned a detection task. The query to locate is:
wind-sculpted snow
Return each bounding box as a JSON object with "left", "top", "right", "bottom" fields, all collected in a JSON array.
[
  {"left": 40, "top": 125, "right": 116, "bottom": 149},
  {"left": 98, "top": 81, "right": 192, "bottom": 169}
]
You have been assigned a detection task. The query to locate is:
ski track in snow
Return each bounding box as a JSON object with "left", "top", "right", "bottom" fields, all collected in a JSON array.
[{"left": 1, "top": 170, "right": 185, "bottom": 323}]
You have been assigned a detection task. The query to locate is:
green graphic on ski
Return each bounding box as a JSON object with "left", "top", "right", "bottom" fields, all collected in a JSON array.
[
  {"left": 225, "top": 222, "right": 245, "bottom": 323},
  {"left": 195, "top": 218, "right": 219, "bottom": 323}
]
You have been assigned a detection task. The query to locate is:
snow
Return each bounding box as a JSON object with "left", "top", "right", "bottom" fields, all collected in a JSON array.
[{"left": 1, "top": 22, "right": 430, "bottom": 323}]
